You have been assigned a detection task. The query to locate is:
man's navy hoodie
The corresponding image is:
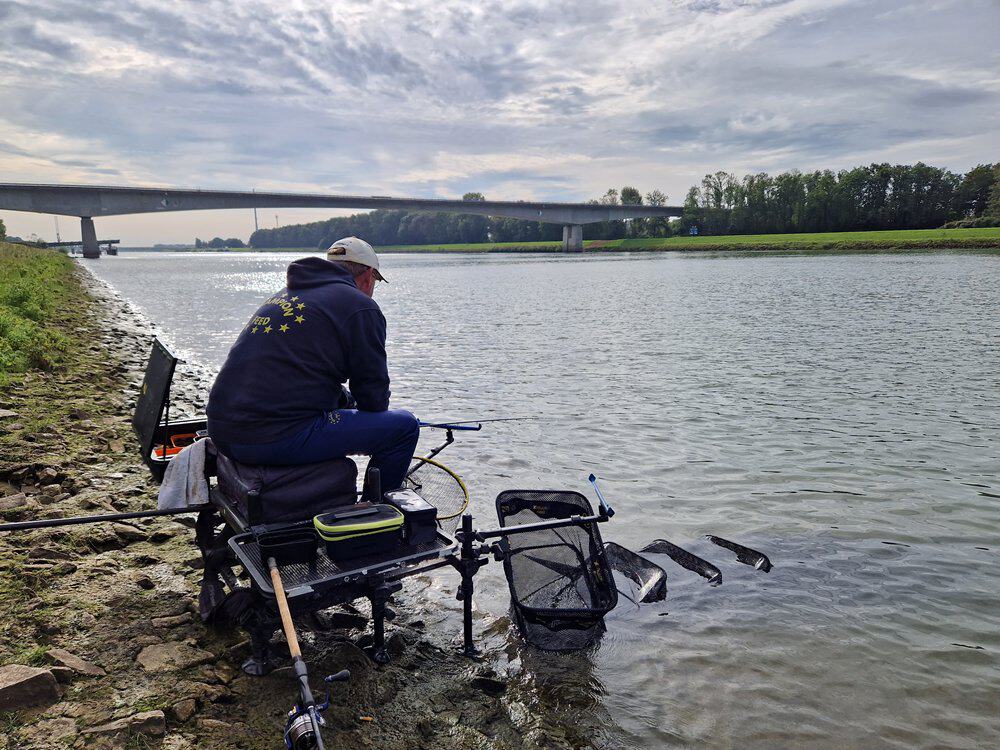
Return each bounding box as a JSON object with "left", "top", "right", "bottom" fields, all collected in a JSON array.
[{"left": 207, "top": 257, "right": 390, "bottom": 445}]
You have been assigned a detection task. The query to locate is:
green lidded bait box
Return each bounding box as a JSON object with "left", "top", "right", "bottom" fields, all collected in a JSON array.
[{"left": 313, "top": 503, "right": 404, "bottom": 561}]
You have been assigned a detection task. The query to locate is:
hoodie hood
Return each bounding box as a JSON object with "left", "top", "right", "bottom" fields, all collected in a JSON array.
[{"left": 286, "top": 256, "right": 358, "bottom": 290}]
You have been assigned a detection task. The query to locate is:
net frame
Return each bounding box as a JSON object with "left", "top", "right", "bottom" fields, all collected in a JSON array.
[
  {"left": 496, "top": 489, "right": 618, "bottom": 651},
  {"left": 403, "top": 456, "right": 469, "bottom": 520}
]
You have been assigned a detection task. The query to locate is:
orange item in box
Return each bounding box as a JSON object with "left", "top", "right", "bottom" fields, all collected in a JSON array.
[{"left": 170, "top": 433, "right": 198, "bottom": 449}]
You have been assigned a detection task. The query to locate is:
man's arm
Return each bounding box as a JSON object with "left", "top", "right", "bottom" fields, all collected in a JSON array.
[{"left": 345, "top": 308, "right": 391, "bottom": 411}]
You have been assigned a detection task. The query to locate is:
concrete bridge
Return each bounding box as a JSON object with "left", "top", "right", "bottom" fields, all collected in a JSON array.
[{"left": 0, "top": 183, "right": 682, "bottom": 257}]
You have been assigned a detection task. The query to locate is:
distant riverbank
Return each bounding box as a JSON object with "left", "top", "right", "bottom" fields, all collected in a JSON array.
[{"left": 122, "top": 227, "right": 1000, "bottom": 254}]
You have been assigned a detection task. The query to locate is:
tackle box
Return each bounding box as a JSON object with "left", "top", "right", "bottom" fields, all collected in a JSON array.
[
  {"left": 314, "top": 504, "right": 403, "bottom": 561},
  {"left": 258, "top": 528, "right": 318, "bottom": 567},
  {"left": 384, "top": 489, "right": 438, "bottom": 544},
  {"left": 132, "top": 338, "right": 207, "bottom": 480}
]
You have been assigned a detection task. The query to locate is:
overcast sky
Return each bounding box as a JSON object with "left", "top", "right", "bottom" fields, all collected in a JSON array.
[{"left": 1, "top": 0, "right": 997, "bottom": 244}]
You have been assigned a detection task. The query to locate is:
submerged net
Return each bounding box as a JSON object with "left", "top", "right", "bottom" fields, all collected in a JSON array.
[
  {"left": 603, "top": 542, "right": 668, "bottom": 604},
  {"left": 496, "top": 490, "right": 618, "bottom": 651}
]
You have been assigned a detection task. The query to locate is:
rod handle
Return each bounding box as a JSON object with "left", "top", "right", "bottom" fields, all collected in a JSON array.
[{"left": 267, "top": 557, "right": 301, "bottom": 659}]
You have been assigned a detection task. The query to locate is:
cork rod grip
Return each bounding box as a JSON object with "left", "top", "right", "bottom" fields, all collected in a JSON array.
[{"left": 267, "top": 557, "right": 301, "bottom": 659}]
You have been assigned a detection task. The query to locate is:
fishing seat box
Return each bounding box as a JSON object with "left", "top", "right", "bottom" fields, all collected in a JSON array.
[
  {"left": 314, "top": 504, "right": 403, "bottom": 561},
  {"left": 133, "top": 338, "right": 357, "bottom": 524},
  {"left": 384, "top": 489, "right": 438, "bottom": 544}
]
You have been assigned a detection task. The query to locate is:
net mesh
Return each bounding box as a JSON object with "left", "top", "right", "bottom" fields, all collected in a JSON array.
[
  {"left": 603, "top": 541, "right": 667, "bottom": 604},
  {"left": 404, "top": 458, "right": 467, "bottom": 520},
  {"left": 496, "top": 490, "right": 618, "bottom": 651}
]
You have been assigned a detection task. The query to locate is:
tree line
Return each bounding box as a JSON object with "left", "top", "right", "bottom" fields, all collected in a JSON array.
[
  {"left": 194, "top": 237, "right": 246, "bottom": 248},
  {"left": 247, "top": 162, "right": 999, "bottom": 247}
]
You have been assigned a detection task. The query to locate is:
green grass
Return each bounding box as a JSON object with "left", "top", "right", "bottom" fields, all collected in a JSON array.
[
  {"left": 0, "top": 243, "right": 73, "bottom": 384},
  {"left": 376, "top": 227, "right": 1000, "bottom": 253},
  {"left": 127, "top": 227, "right": 1000, "bottom": 255},
  {"left": 613, "top": 226, "right": 1000, "bottom": 248}
]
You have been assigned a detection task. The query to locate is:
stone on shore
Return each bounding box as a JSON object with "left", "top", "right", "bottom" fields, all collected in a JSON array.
[
  {"left": 152, "top": 612, "right": 193, "bottom": 628},
  {"left": 0, "top": 664, "right": 61, "bottom": 711},
  {"left": 112, "top": 522, "right": 147, "bottom": 543},
  {"left": 136, "top": 642, "right": 214, "bottom": 672},
  {"left": 47, "top": 648, "right": 106, "bottom": 677},
  {"left": 0, "top": 408, "right": 18, "bottom": 418},
  {"left": 79, "top": 709, "right": 166, "bottom": 742},
  {"left": 171, "top": 698, "right": 197, "bottom": 722}
]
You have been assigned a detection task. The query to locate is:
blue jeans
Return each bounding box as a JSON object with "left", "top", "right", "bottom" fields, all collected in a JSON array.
[{"left": 218, "top": 409, "right": 419, "bottom": 492}]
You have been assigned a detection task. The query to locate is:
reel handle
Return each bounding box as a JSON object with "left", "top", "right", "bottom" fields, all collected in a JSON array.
[{"left": 325, "top": 670, "right": 351, "bottom": 683}]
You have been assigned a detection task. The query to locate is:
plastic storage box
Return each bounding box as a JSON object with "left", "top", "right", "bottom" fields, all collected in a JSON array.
[
  {"left": 384, "top": 489, "right": 438, "bottom": 544},
  {"left": 313, "top": 504, "right": 403, "bottom": 561}
]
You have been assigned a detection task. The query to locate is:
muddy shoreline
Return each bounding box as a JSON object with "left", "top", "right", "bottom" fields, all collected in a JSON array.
[{"left": 0, "top": 261, "right": 582, "bottom": 750}]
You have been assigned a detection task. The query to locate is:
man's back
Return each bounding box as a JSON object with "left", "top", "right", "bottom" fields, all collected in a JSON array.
[{"left": 207, "top": 256, "right": 390, "bottom": 446}]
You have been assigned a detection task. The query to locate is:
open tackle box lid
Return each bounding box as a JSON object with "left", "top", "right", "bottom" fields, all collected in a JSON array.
[
  {"left": 132, "top": 338, "right": 206, "bottom": 482},
  {"left": 132, "top": 338, "right": 178, "bottom": 476}
]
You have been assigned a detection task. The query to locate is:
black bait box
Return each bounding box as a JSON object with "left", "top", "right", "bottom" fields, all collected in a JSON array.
[
  {"left": 384, "top": 489, "right": 438, "bottom": 545},
  {"left": 258, "top": 528, "right": 318, "bottom": 567},
  {"left": 313, "top": 504, "right": 403, "bottom": 561}
]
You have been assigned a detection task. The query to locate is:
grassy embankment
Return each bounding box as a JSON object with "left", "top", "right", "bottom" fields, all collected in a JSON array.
[
  {"left": 0, "top": 244, "right": 74, "bottom": 388},
  {"left": 156, "top": 226, "right": 1000, "bottom": 254},
  {"left": 377, "top": 226, "right": 1000, "bottom": 253}
]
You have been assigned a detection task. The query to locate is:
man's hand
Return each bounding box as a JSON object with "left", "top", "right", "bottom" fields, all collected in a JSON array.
[{"left": 339, "top": 385, "right": 357, "bottom": 409}]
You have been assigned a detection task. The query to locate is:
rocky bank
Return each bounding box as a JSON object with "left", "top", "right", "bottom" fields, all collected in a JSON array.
[{"left": 0, "top": 260, "right": 589, "bottom": 750}]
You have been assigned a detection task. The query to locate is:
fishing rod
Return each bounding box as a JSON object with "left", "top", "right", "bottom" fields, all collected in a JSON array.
[
  {"left": 269, "top": 555, "right": 350, "bottom": 750},
  {"left": 0, "top": 505, "right": 209, "bottom": 533},
  {"left": 418, "top": 416, "right": 539, "bottom": 430}
]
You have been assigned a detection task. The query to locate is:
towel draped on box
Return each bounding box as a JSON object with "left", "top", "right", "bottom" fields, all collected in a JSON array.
[{"left": 157, "top": 438, "right": 210, "bottom": 510}]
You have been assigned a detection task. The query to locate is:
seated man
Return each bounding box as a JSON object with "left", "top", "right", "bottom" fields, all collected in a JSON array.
[{"left": 206, "top": 237, "right": 418, "bottom": 492}]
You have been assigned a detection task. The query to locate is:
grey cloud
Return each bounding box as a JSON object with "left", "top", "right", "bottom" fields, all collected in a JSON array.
[{"left": 0, "top": 0, "right": 996, "bottom": 236}]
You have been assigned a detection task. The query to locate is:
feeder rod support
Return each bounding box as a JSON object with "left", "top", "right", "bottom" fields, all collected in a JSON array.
[
  {"left": 459, "top": 513, "right": 477, "bottom": 657},
  {"left": 473, "top": 512, "right": 608, "bottom": 542},
  {"left": 588, "top": 474, "right": 616, "bottom": 518}
]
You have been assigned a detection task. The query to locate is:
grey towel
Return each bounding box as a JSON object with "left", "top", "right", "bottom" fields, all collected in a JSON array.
[{"left": 157, "top": 438, "right": 210, "bottom": 510}]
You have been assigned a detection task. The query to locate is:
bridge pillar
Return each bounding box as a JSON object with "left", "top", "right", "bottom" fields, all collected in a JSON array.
[
  {"left": 80, "top": 217, "right": 100, "bottom": 258},
  {"left": 562, "top": 224, "right": 583, "bottom": 252}
]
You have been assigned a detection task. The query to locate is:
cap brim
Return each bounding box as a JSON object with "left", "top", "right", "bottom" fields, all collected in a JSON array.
[{"left": 373, "top": 269, "right": 387, "bottom": 283}]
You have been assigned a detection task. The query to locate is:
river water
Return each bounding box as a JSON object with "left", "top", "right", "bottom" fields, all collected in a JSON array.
[{"left": 83, "top": 250, "right": 999, "bottom": 749}]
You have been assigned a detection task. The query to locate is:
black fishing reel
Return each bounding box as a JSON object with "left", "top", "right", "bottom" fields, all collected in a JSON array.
[{"left": 283, "top": 670, "right": 350, "bottom": 750}]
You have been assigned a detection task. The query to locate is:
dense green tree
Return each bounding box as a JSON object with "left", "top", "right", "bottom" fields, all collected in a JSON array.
[
  {"left": 644, "top": 189, "right": 671, "bottom": 236},
  {"left": 954, "top": 164, "right": 997, "bottom": 218},
  {"left": 0, "top": 217, "right": 5, "bottom": 240},
  {"left": 987, "top": 165, "right": 1000, "bottom": 217}
]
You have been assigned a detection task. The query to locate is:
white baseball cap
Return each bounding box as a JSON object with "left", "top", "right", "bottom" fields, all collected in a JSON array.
[{"left": 326, "top": 236, "right": 386, "bottom": 282}]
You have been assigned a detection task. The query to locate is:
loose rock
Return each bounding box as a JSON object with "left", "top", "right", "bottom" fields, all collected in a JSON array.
[
  {"left": 171, "top": 698, "right": 197, "bottom": 722},
  {"left": 47, "top": 648, "right": 106, "bottom": 677},
  {"left": 136, "top": 642, "right": 214, "bottom": 672},
  {"left": 111, "top": 522, "right": 147, "bottom": 543},
  {"left": 0, "top": 664, "right": 61, "bottom": 711},
  {"left": 80, "top": 709, "right": 166, "bottom": 740},
  {"left": 152, "top": 612, "right": 193, "bottom": 628}
]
